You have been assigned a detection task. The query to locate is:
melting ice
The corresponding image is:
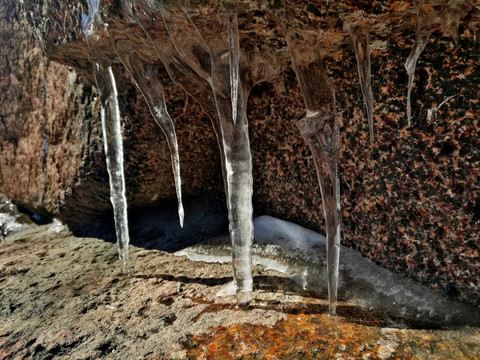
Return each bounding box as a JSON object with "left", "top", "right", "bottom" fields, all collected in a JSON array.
[
  {"left": 109, "top": 25, "right": 185, "bottom": 227},
  {"left": 155, "top": 1, "right": 255, "bottom": 303},
  {"left": 224, "top": 2, "right": 240, "bottom": 125},
  {"left": 177, "top": 216, "right": 480, "bottom": 328},
  {"left": 344, "top": 20, "right": 375, "bottom": 148},
  {"left": 82, "top": 1, "right": 130, "bottom": 272},
  {"left": 278, "top": 10, "right": 342, "bottom": 314},
  {"left": 405, "top": 0, "right": 432, "bottom": 126}
]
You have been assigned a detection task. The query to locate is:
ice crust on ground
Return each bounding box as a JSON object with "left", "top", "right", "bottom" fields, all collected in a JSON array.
[
  {"left": 0, "top": 198, "right": 31, "bottom": 238},
  {"left": 176, "top": 215, "right": 480, "bottom": 327}
]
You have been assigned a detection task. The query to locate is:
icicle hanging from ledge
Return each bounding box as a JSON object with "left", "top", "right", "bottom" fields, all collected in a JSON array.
[
  {"left": 343, "top": 17, "right": 375, "bottom": 149},
  {"left": 405, "top": 0, "right": 433, "bottom": 127},
  {"left": 276, "top": 6, "right": 342, "bottom": 314},
  {"left": 82, "top": 0, "right": 130, "bottom": 272},
  {"left": 179, "top": 2, "right": 255, "bottom": 303},
  {"left": 149, "top": 0, "right": 274, "bottom": 303},
  {"left": 224, "top": 2, "right": 240, "bottom": 125},
  {"left": 108, "top": 23, "right": 185, "bottom": 228},
  {"left": 125, "top": 0, "right": 259, "bottom": 303}
]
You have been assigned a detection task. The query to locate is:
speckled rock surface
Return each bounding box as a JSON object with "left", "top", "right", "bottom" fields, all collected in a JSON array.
[{"left": 1, "top": 0, "right": 479, "bottom": 308}]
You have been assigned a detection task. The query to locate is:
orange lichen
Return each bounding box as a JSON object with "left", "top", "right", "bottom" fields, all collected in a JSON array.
[{"left": 185, "top": 308, "right": 480, "bottom": 360}]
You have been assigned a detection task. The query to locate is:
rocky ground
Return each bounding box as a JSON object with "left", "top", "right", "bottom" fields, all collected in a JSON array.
[{"left": 1, "top": 213, "right": 480, "bottom": 359}]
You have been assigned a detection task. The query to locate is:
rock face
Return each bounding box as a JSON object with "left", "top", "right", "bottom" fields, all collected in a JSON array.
[
  {"left": 0, "top": 0, "right": 224, "bottom": 229},
  {"left": 1, "top": 0, "right": 479, "bottom": 307}
]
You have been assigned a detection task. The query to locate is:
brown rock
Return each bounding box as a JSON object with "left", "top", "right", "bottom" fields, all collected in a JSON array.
[{"left": 0, "top": 0, "right": 223, "bottom": 228}]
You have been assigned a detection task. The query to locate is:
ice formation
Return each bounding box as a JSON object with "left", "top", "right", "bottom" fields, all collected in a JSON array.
[
  {"left": 0, "top": 199, "right": 30, "bottom": 237},
  {"left": 74, "top": 0, "right": 479, "bottom": 313},
  {"left": 405, "top": 0, "right": 432, "bottom": 126},
  {"left": 120, "top": 0, "right": 257, "bottom": 302},
  {"left": 224, "top": 2, "right": 240, "bottom": 125},
  {"left": 176, "top": 215, "right": 480, "bottom": 328},
  {"left": 426, "top": 94, "right": 457, "bottom": 121},
  {"left": 180, "top": 3, "right": 255, "bottom": 303},
  {"left": 344, "top": 19, "right": 375, "bottom": 149},
  {"left": 108, "top": 24, "right": 185, "bottom": 227},
  {"left": 82, "top": 0, "right": 130, "bottom": 272},
  {"left": 440, "top": 0, "right": 467, "bottom": 45},
  {"left": 278, "top": 9, "right": 342, "bottom": 314}
]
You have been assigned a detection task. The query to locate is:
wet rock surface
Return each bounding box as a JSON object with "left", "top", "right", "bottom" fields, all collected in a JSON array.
[
  {"left": 1, "top": 219, "right": 480, "bottom": 359},
  {"left": 1, "top": 0, "right": 479, "bottom": 308}
]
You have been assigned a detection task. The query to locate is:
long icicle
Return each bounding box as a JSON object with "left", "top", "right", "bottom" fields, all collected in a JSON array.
[
  {"left": 162, "top": 3, "right": 254, "bottom": 303},
  {"left": 277, "top": 6, "right": 341, "bottom": 314},
  {"left": 82, "top": 0, "right": 130, "bottom": 271},
  {"left": 405, "top": 0, "right": 432, "bottom": 127},
  {"left": 109, "top": 27, "right": 184, "bottom": 227},
  {"left": 192, "top": 3, "right": 253, "bottom": 303},
  {"left": 224, "top": 1, "right": 240, "bottom": 125},
  {"left": 344, "top": 19, "right": 375, "bottom": 149},
  {"left": 150, "top": 2, "right": 230, "bottom": 201}
]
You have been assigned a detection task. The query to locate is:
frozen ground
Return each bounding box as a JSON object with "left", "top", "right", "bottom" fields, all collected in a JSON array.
[{"left": 0, "top": 200, "right": 479, "bottom": 359}]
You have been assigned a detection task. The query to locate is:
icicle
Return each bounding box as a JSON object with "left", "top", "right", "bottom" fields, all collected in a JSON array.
[
  {"left": 223, "top": 2, "right": 240, "bottom": 125},
  {"left": 160, "top": 3, "right": 254, "bottom": 303},
  {"left": 405, "top": 0, "right": 432, "bottom": 127},
  {"left": 97, "top": 65, "right": 130, "bottom": 271},
  {"left": 297, "top": 113, "right": 341, "bottom": 315},
  {"left": 277, "top": 7, "right": 341, "bottom": 314},
  {"left": 122, "top": 0, "right": 231, "bottom": 201},
  {"left": 109, "top": 27, "right": 184, "bottom": 227},
  {"left": 82, "top": 0, "right": 130, "bottom": 272},
  {"left": 440, "top": 2, "right": 463, "bottom": 45},
  {"left": 344, "top": 19, "right": 375, "bottom": 149},
  {"left": 426, "top": 94, "right": 457, "bottom": 121},
  {"left": 472, "top": 28, "right": 480, "bottom": 56}
]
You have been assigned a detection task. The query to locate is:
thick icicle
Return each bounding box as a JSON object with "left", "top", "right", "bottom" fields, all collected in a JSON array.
[
  {"left": 224, "top": 2, "right": 240, "bottom": 125},
  {"left": 278, "top": 9, "right": 342, "bottom": 314},
  {"left": 405, "top": 0, "right": 432, "bottom": 127},
  {"left": 344, "top": 19, "right": 375, "bottom": 149},
  {"left": 161, "top": 3, "right": 254, "bottom": 303},
  {"left": 82, "top": 0, "right": 130, "bottom": 271},
  {"left": 109, "top": 26, "right": 184, "bottom": 227}
]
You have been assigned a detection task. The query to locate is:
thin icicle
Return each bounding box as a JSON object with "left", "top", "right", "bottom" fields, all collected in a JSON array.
[
  {"left": 223, "top": 1, "right": 240, "bottom": 125},
  {"left": 344, "top": 20, "right": 375, "bottom": 149},
  {"left": 98, "top": 65, "right": 130, "bottom": 271},
  {"left": 125, "top": 0, "right": 231, "bottom": 201},
  {"left": 109, "top": 27, "right": 184, "bottom": 227},
  {"left": 82, "top": 0, "right": 130, "bottom": 271},
  {"left": 277, "top": 6, "right": 342, "bottom": 314},
  {"left": 405, "top": 0, "right": 432, "bottom": 127}
]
